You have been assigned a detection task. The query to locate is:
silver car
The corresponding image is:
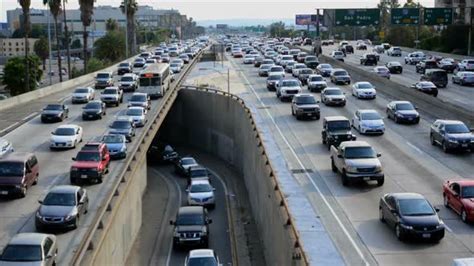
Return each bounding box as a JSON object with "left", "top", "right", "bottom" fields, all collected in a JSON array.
[
  {"left": 0, "top": 233, "right": 58, "bottom": 266},
  {"left": 0, "top": 138, "right": 14, "bottom": 158},
  {"left": 125, "top": 106, "right": 147, "bottom": 127},
  {"left": 187, "top": 179, "right": 216, "bottom": 208}
]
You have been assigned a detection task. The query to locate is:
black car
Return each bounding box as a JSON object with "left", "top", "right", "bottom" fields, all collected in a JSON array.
[
  {"left": 415, "top": 60, "right": 438, "bottom": 74},
  {"left": 386, "top": 101, "right": 420, "bottom": 124},
  {"left": 344, "top": 45, "right": 354, "bottom": 54},
  {"left": 304, "top": 56, "right": 319, "bottom": 69},
  {"left": 321, "top": 116, "right": 356, "bottom": 150},
  {"left": 379, "top": 193, "right": 445, "bottom": 242},
  {"left": 360, "top": 54, "right": 377, "bottom": 66},
  {"left": 266, "top": 75, "right": 283, "bottom": 91},
  {"left": 175, "top": 157, "right": 199, "bottom": 176},
  {"left": 117, "top": 62, "right": 132, "bottom": 75},
  {"left": 420, "top": 69, "right": 448, "bottom": 88},
  {"left": 170, "top": 206, "right": 212, "bottom": 248},
  {"left": 187, "top": 165, "right": 210, "bottom": 185},
  {"left": 411, "top": 81, "right": 438, "bottom": 97},
  {"left": 385, "top": 61, "right": 403, "bottom": 74},
  {"left": 430, "top": 120, "right": 474, "bottom": 153},
  {"left": 82, "top": 101, "right": 106, "bottom": 120},
  {"left": 41, "top": 104, "right": 69, "bottom": 123}
]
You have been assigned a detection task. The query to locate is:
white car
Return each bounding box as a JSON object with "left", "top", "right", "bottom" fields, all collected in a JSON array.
[
  {"left": 170, "top": 63, "right": 181, "bottom": 73},
  {"left": 331, "top": 50, "right": 345, "bottom": 61},
  {"left": 457, "top": 59, "right": 474, "bottom": 71},
  {"left": 243, "top": 55, "right": 256, "bottom": 64},
  {"left": 71, "top": 87, "right": 95, "bottom": 104},
  {"left": 279, "top": 55, "right": 294, "bottom": 67},
  {"left": 50, "top": 124, "right": 83, "bottom": 149},
  {"left": 125, "top": 106, "right": 147, "bottom": 127},
  {"left": 170, "top": 59, "right": 184, "bottom": 69},
  {"left": 352, "top": 81, "right": 376, "bottom": 99},
  {"left": 186, "top": 179, "right": 216, "bottom": 208},
  {"left": 352, "top": 109, "right": 385, "bottom": 135},
  {"left": 0, "top": 138, "right": 14, "bottom": 158},
  {"left": 185, "top": 249, "right": 220, "bottom": 266},
  {"left": 268, "top": 66, "right": 285, "bottom": 78},
  {"left": 276, "top": 79, "right": 302, "bottom": 101},
  {"left": 292, "top": 63, "right": 307, "bottom": 77},
  {"left": 306, "top": 74, "right": 327, "bottom": 92}
]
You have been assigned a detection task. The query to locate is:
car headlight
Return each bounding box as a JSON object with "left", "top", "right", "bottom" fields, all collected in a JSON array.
[
  {"left": 375, "top": 165, "right": 383, "bottom": 172},
  {"left": 395, "top": 112, "right": 404, "bottom": 117},
  {"left": 400, "top": 223, "right": 413, "bottom": 230},
  {"left": 67, "top": 141, "right": 73, "bottom": 144},
  {"left": 173, "top": 229, "right": 180, "bottom": 237},
  {"left": 36, "top": 212, "right": 42, "bottom": 218},
  {"left": 346, "top": 166, "right": 357, "bottom": 172},
  {"left": 448, "top": 138, "right": 458, "bottom": 143},
  {"left": 65, "top": 214, "right": 75, "bottom": 221},
  {"left": 71, "top": 167, "right": 78, "bottom": 171},
  {"left": 120, "top": 146, "right": 127, "bottom": 152}
]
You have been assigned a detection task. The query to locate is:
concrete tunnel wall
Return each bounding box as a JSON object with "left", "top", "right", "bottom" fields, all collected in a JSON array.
[{"left": 158, "top": 89, "right": 305, "bottom": 266}]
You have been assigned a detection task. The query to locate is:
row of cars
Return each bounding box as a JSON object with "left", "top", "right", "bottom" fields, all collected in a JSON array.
[{"left": 231, "top": 37, "right": 474, "bottom": 244}]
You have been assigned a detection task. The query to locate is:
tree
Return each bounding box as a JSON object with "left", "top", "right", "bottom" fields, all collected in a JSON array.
[
  {"left": 18, "top": 0, "right": 31, "bottom": 92},
  {"left": 105, "top": 18, "right": 119, "bottom": 32},
  {"left": 94, "top": 31, "right": 126, "bottom": 62},
  {"left": 120, "top": 0, "right": 138, "bottom": 56},
  {"left": 34, "top": 37, "right": 49, "bottom": 70},
  {"left": 2, "top": 56, "right": 43, "bottom": 96},
  {"left": 79, "top": 0, "right": 95, "bottom": 74},
  {"left": 43, "top": 0, "right": 63, "bottom": 82},
  {"left": 71, "top": 39, "right": 82, "bottom": 49},
  {"left": 62, "top": 0, "right": 71, "bottom": 78}
]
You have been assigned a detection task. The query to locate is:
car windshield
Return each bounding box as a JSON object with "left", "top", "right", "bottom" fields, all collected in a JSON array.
[
  {"left": 0, "top": 245, "right": 42, "bottom": 262},
  {"left": 357, "top": 83, "right": 373, "bottom": 89},
  {"left": 344, "top": 146, "right": 377, "bottom": 159},
  {"left": 334, "top": 52, "right": 343, "bottom": 56},
  {"left": 43, "top": 192, "right": 76, "bottom": 206},
  {"left": 395, "top": 103, "right": 415, "bottom": 110},
  {"left": 76, "top": 152, "right": 100, "bottom": 162},
  {"left": 268, "top": 76, "right": 281, "bottom": 81},
  {"left": 84, "top": 103, "right": 101, "bottom": 109},
  {"left": 182, "top": 158, "right": 197, "bottom": 165},
  {"left": 187, "top": 257, "right": 218, "bottom": 266},
  {"left": 334, "top": 71, "right": 347, "bottom": 76},
  {"left": 177, "top": 213, "right": 204, "bottom": 225},
  {"left": 328, "top": 121, "right": 350, "bottom": 130},
  {"left": 282, "top": 80, "right": 299, "bottom": 87},
  {"left": 190, "top": 169, "right": 208, "bottom": 177},
  {"left": 44, "top": 104, "right": 62, "bottom": 111},
  {"left": 325, "top": 89, "right": 342, "bottom": 95},
  {"left": 261, "top": 65, "right": 272, "bottom": 70},
  {"left": 119, "top": 63, "right": 129, "bottom": 67},
  {"left": 54, "top": 127, "right": 76, "bottom": 135},
  {"left": 171, "top": 63, "right": 180, "bottom": 67},
  {"left": 270, "top": 67, "right": 283, "bottom": 72},
  {"left": 306, "top": 56, "right": 317, "bottom": 61},
  {"left": 126, "top": 109, "right": 143, "bottom": 116},
  {"left": 376, "top": 68, "right": 388, "bottom": 73},
  {"left": 121, "top": 76, "right": 133, "bottom": 82},
  {"left": 421, "top": 82, "right": 436, "bottom": 88},
  {"left": 75, "top": 88, "right": 89, "bottom": 93},
  {"left": 111, "top": 121, "right": 131, "bottom": 129},
  {"left": 190, "top": 183, "right": 213, "bottom": 193},
  {"left": 102, "top": 89, "right": 117, "bottom": 95},
  {"left": 295, "top": 96, "right": 316, "bottom": 104},
  {"left": 133, "top": 63, "right": 144, "bottom": 68},
  {"left": 102, "top": 135, "right": 124, "bottom": 143},
  {"left": 300, "top": 69, "right": 312, "bottom": 74},
  {"left": 361, "top": 112, "right": 381, "bottom": 120},
  {"left": 319, "top": 64, "right": 332, "bottom": 69},
  {"left": 445, "top": 124, "right": 470, "bottom": 134},
  {"left": 130, "top": 95, "right": 147, "bottom": 102},
  {"left": 398, "top": 198, "right": 434, "bottom": 216},
  {"left": 0, "top": 162, "right": 24, "bottom": 177},
  {"left": 310, "top": 76, "right": 323, "bottom": 82},
  {"left": 462, "top": 186, "right": 474, "bottom": 198},
  {"left": 97, "top": 73, "right": 109, "bottom": 79}
]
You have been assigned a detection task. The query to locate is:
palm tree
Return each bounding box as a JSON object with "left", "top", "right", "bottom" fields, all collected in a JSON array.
[
  {"left": 120, "top": 0, "right": 138, "bottom": 56},
  {"left": 18, "top": 0, "right": 31, "bottom": 91},
  {"left": 105, "top": 18, "right": 118, "bottom": 32},
  {"left": 79, "top": 0, "right": 94, "bottom": 74},
  {"left": 43, "top": 0, "right": 63, "bottom": 82}
]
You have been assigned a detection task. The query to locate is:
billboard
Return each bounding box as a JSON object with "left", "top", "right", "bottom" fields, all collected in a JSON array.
[{"left": 295, "top": 15, "right": 312, "bottom": 25}]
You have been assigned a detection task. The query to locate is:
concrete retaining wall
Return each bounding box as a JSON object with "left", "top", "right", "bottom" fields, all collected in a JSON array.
[{"left": 159, "top": 89, "right": 307, "bottom": 266}]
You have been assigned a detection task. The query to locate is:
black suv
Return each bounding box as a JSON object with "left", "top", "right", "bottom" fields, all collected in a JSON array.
[
  {"left": 421, "top": 69, "right": 448, "bottom": 88},
  {"left": 360, "top": 54, "right": 377, "bottom": 66},
  {"left": 170, "top": 206, "right": 212, "bottom": 249},
  {"left": 321, "top": 116, "right": 356, "bottom": 150},
  {"left": 430, "top": 120, "right": 474, "bottom": 153},
  {"left": 415, "top": 60, "right": 438, "bottom": 74}
]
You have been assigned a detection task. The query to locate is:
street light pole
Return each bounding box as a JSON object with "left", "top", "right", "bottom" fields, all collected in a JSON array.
[
  {"left": 47, "top": 6, "right": 53, "bottom": 85},
  {"left": 125, "top": 0, "right": 129, "bottom": 58}
]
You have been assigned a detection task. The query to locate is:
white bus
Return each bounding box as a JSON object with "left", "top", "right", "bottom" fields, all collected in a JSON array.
[{"left": 138, "top": 63, "right": 171, "bottom": 99}]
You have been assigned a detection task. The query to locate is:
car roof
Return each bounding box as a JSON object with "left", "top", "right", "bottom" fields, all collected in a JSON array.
[
  {"left": 359, "top": 109, "right": 379, "bottom": 114},
  {"left": 9, "top": 233, "right": 54, "bottom": 246},
  {"left": 294, "top": 93, "right": 314, "bottom": 98},
  {"left": 0, "top": 152, "right": 33, "bottom": 162},
  {"left": 389, "top": 192, "right": 425, "bottom": 200},
  {"left": 116, "top": 116, "right": 134, "bottom": 122},
  {"left": 390, "top": 100, "right": 412, "bottom": 105},
  {"left": 131, "top": 92, "right": 147, "bottom": 96},
  {"left": 181, "top": 156, "right": 196, "bottom": 161},
  {"left": 324, "top": 87, "right": 341, "bottom": 91},
  {"left": 48, "top": 185, "right": 80, "bottom": 194},
  {"left": 324, "top": 116, "right": 349, "bottom": 122},
  {"left": 308, "top": 74, "right": 323, "bottom": 78},
  {"left": 189, "top": 249, "right": 215, "bottom": 258},
  {"left": 340, "top": 140, "right": 371, "bottom": 148},
  {"left": 104, "top": 86, "right": 119, "bottom": 90},
  {"left": 127, "top": 106, "right": 144, "bottom": 110},
  {"left": 57, "top": 124, "right": 79, "bottom": 129},
  {"left": 449, "top": 180, "right": 474, "bottom": 186},
  {"left": 190, "top": 179, "right": 211, "bottom": 186},
  {"left": 123, "top": 73, "right": 135, "bottom": 77},
  {"left": 178, "top": 206, "right": 204, "bottom": 215},
  {"left": 189, "top": 165, "right": 207, "bottom": 171},
  {"left": 434, "top": 119, "right": 465, "bottom": 125}
]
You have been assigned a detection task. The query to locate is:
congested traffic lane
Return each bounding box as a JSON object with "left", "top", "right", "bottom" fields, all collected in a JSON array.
[
  {"left": 307, "top": 43, "right": 474, "bottom": 112},
  {"left": 227, "top": 53, "right": 474, "bottom": 265}
]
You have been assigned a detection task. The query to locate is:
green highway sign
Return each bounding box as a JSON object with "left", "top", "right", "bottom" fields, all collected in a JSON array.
[
  {"left": 391, "top": 8, "right": 420, "bottom": 25},
  {"left": 424, "top": 8, "right": 452, "bottom": 25},
  {"left": 334, "top": 9, "right": 380, "bottom": 26}
]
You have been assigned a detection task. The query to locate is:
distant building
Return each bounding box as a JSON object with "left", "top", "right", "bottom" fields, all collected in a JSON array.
[
  {"left": 0, "top": 38, "right": 38, "bottom": 57},
  {"left": 435, "top": 0, "right": 473, "bottom": 24}
]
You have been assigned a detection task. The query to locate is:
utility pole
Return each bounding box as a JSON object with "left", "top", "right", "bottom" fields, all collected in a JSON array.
[
  {"left": 47, "top": 7, "right": 53, "bottom": 85},
  {"left": 469, "top": 7, "right": 473, "bottom": 56},
  {"left": 62, "top": 0, "right": 71, "bottom": 79},
  {"left": 125, "top": 0, "right": 129, "bottom": 58}
]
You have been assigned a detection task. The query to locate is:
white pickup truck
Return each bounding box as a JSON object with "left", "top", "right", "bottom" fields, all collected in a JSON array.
[{"left": 330, "top": 141, "right": 384, "bottom": 186}]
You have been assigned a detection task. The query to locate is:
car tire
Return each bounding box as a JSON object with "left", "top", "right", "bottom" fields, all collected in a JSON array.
[
  {"left": 443, "top": 194, "right": 449, "bottom": 208},
  {"left": 461, "top": 208, "right": 468, "bottom": 223},
  {"left": 394, "top": 116, "right": 399, "bottom": 123},
  {"left": 341, "top": 171, "right": 349, "bottom": 186},
  {"left": 33, "top": 174, "right": 39, "bottom": 185},
  {"left": 379, "top": 207, "right": 385, "bottom": 223},
  {"left": 291, "top": 108, "right": 295, "bottom": 116},
  {"left": 430, "top": 135, "right": 436, "bottom": 145},
  {"left": 73, "top": 216, "right": 79, "bottom": 229},
  {"left": 19, "top": 186, "right": 27, "bottom": 198},
  {"left": 442, "top": 141, "right": 449, "bottom": 153},
  {"left": 97, "top": 175, "right": 103, "bottom": 184},
  {"left": 395, "top": 224, "right": 405, "bottom": 241},
  {"left": 331, "top": 159, "right": 337, "bottom": 173},
  {"left": 377, "top": 178, "right": 384, "bottom": 186}
]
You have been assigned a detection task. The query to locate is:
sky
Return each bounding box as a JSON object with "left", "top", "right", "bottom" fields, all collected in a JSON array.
[{"left": 1, "top": 0, "right": 434, "bottom": 23}]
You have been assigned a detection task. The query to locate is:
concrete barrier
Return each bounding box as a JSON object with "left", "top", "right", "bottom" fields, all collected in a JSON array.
[
  {"left": 158, "top": 89, "right": 309, "bottom": 266},
  {"left": 398, "top": 46, "right": 473, "bottom": 61}
]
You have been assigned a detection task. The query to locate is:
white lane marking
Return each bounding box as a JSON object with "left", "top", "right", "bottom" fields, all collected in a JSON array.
[
  {"left": 406, "top": 141, "right": 424, "bottom": 155},
  {"left": 444, "top": 222, "right": 453, "bottom": 233},
  {"left": 58, "top": 95, "right": 71, "bottom": 103},
  {"left": 0, "top": 122, "right": 20, "bottom": 135},
  {"left": 166, "top": 175, "right": 182, "bottom": 266},
  {"left": 43, "top": 174, "right": 66, "bottom": 193},
  {"left": 22, "top": 112, "right": 39, "bottom": 121},
  {"left": 232, "top": 58, "right": 370, "bottom": 265}
]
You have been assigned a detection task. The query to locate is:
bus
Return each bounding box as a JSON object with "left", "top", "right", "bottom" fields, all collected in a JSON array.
[{"left": 138, "top": 63, "right": 171, "bottom": 99}]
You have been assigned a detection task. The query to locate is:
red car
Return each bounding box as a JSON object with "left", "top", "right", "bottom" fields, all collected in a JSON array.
[
  {"left": 70, "top": 147, "right": 110, "bottom": 184},
  {"left": 443, "top": 180, "right": 474, "bottom": 222}
]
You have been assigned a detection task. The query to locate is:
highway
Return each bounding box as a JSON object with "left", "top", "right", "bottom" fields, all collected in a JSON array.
[
  {"left": 301, "top": 43, "right": 474, "bottom": 112},
  {"left": 225, "top": 51, "right": 474, "bottom": 265},
  {"left": 0, "top": 53, "right": 198, "bottom": 264}
]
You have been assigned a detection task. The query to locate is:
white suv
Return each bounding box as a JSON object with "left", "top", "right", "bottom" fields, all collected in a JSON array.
[
  {"left": 276, "top": 79, "right": 302, "bottom": 101},
  {"left": 185, "top": 249, "right": 220, "bottom": 266}
]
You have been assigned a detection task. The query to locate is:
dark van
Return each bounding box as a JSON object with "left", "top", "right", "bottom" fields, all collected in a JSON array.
[
  {"left": 0, "top": 153, "right": 39, "bottom": 198},
  {"left": 421, "top": 69, "right": 448, "bottom": 88}
]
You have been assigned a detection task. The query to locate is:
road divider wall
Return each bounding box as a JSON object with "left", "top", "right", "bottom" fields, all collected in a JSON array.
[{"left": 159, "top": 88, "right": 308, "bottom": 266}]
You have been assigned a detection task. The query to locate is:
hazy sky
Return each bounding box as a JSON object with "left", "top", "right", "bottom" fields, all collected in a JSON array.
[{"left": 1, "top": 0, "right": 434, "bottom": 22}]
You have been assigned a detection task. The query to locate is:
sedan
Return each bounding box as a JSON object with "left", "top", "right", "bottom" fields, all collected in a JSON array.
[
  {"left": 352, "top": 82, "right": 376, "bottom": 99},
  {"left": 101, "top": 134, "right": 128, "bottom": 159},
  {"left": 379, "top": 193, "right": 445, "bottom": 242},
  {"left": 258, "top": 64, "right": 274, "bottom": 77},
  {"left": 125, "top": 106, "right": 147, "bottom": 127},
  {"left": 35, "top": 185, "right": 88, "bottom": 231},
  {"left": 71, "top": 87, "right": 95, "bottom": 104},
  {"left": 41, "top": 104, "right": 69, "bottom": 123},
  {"left": 411, "top": 81, "right": 438, "bottom": 97},
  {"left": 452, "top": 71, "right": 474, "bottom": 86},
  {"left": 109, "top": 117, "right": 136, "bottom": 142},
  {"left": 316, "top": 63, "right": 333, "bottom": 77},
  {"left": 175, "top": 156, "right": 199, "bottom": 176},
  {"left": 50, "top": 125, "right": 83, "bottom": 149},
  {"left": 443, "top": 180, "right": 474, "bottom": 222},
  {"left": 373, "top": 66, "right": 391, "bottom": 79},
  {"left": 0, "top": 233, "right": 58, "bottom": 265},
  {"left": 321, "top": 87, "right": 346, "bottom": 106},
  {"left": 82, "top": 100, "right": 106, "bottom": 120},
  {"left": 386, "top": 101, "right": 420, "bottom": 124},
  {"left": 386, "top": 61, "right": 403, "bottom": 74},
  {"left": 0, "top": 138, "right": 14, "bottom": 158},
  {"left": 352, "top": 109, "right": 385, "bottom": 135},
  {"left": 187, "top": 179, "right": 216, "bottom": 208}
]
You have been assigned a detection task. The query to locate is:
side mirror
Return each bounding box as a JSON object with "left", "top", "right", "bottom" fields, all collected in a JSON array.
[
  {"left": 440, "top": 129, "right": 445, "bottom": 134},
  {"left": 38, "top": 200, "right": 43, "bottom": 204},
  {"left": 207, "top": 218, "right": 213, "bottom": 224},
  {"left": 352, "top": 135, "right": 357, "bottom": 141},
  {"left": 51, "top": 132, "right": 55, "bottom": 135},
  {"left": 377, "top": 153, "right": 382, "bottom": 157},
  {"left": 390, "top": 209, "right": 398, "bottom": 214},
  {"left": 337, "top": 154, "right": 343, "bottom": 158},
  {"left": 72, "top": 157, "right": 76, "bottom": 161},
  {"left": 102, "top": 157, "right": 107, "bottom": 161},
  {"left": 169, "top": 220, "right": 174, "bottom": 225},
  {"left": 185, "top": 189, "right": 189, "bottom": 192},
  {"left": 435, "top": 208, "right": 440, "bottom": 212},
  {"left": 46, "top": 255, "right": 53, "bottom": 260},
  {"left": 470, "top": 128, "right": 474, "bottom": 132},
  {"left": 126, "top": 139, "right": 131, "bottom": 143}
]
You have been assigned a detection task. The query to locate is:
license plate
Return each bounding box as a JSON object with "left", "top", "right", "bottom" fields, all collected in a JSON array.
[
  {"left": 363, "top": 177, "right": 370, "bottom": 181},
  {"left": 0, "top": 191, "right": 8, "bottom": 195},
  {"left": 408, "top": 118, "right": 413, "bottom": 120},
  {"left": 306, "top": 113, "right": 313, "bottom": 116},
  {"left": 81, "top": 175, "right": 88, "bottom": 179},
  {"left": 88, "top": 115, "right": 93, "bottom": 118},
  {"left": 422, "top": 233, "right": 431, "bottom": 238},
  {"left": 462, "top": 144, "right": 468, "bottom": 148}
]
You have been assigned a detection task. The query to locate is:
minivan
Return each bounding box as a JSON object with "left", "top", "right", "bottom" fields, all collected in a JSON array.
[
  {"left": 421, "top": 69, "right": 448, "bottom": 88},
  {"left": 0, "top": 153, "right": 39, "bottom": 198}
]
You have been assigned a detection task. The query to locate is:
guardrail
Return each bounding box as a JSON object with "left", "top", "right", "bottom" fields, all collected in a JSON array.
[
  {"left": 180, "top": 85, "right": 310, "bottom": 266},
  {"left": 70, "top": 49, "right": 205, "bottom": 265}
]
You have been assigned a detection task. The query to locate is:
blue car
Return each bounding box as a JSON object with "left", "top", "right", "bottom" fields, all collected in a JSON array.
[{"left": 101, "top": 134, "right": 127, "bottom": 159}]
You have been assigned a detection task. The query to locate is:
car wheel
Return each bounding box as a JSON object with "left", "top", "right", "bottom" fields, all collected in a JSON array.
[
  {"left": 358, "top": 125, "right": 362, "bottom": 133},
  {"left": 430, "top": 135, "right": 436, "bottom": 145},
  {"left": 19, "top": 186, "right": 27, "bottom": 198},
  {"left": 331, "top": 159, "right": 337, "bottom": 172},
  {"left": 442, "top": 141, "right": 449, "bottom": 153},
  {"left": 73, "top": 215, "right": 79, "bottom": 229},
  {"left": 377, "top": 178, "right": 384, "bottom": 186},
  {"left": 461, "top": 208, "right": 468, "bottom": 223},
  {"left": 73, "top": 140, "right": 77, "bottom": 148},
  {"left": 33, "top": 174, "right": 39, "bottom": 185},
  {"left": 341, "top": 171, "right": 349, "bottom": 186},
  {"left": 394, "top": 116, "right": 398, "bottom": 123},
  {"left": 97, "top": 174, "right": 103, "bottom": 184},
  {"left": 395, "top": 224, "right": 405, "bottom": 241},
  {"left": 443, "top": 194, "right": 449, "bottom": 208},
  {"left": 291, "top": 108, "right": 295, "bottom": 116},
  {"left": 379, "top": 207, "right": 385, "bottom": 223}
]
